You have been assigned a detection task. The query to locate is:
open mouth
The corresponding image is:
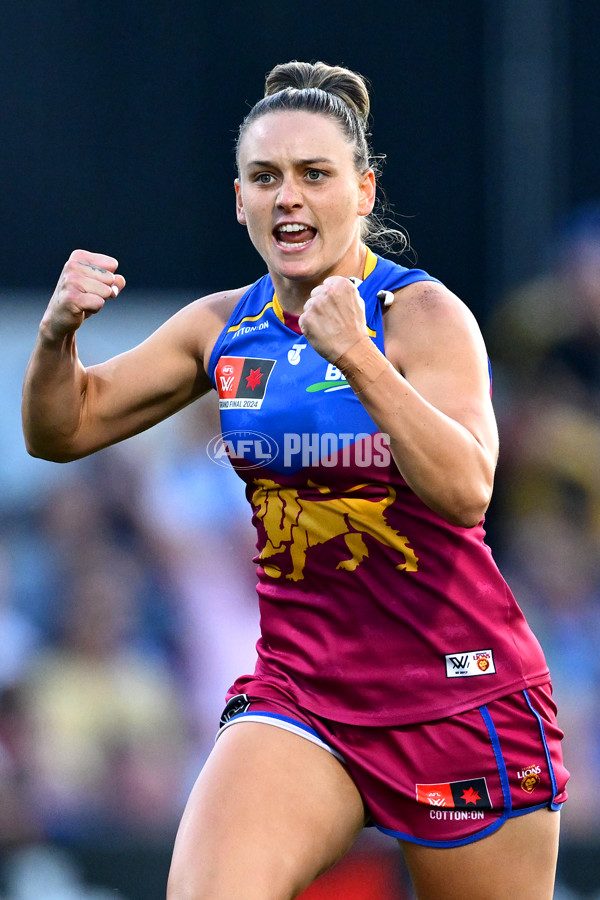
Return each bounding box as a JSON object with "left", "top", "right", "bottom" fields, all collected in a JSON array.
[{"left": 273, "top": 223, "right": 317, "bottom": 248}]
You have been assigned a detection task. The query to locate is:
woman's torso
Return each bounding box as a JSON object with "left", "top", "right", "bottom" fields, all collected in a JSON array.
[{"left": 204, "top": 251, "right": 550, "bottom": 725}]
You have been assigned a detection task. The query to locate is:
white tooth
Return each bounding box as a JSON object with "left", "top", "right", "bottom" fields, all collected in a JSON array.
[{"left": 276, "top": 238, "right": 311, "bottom": 247}]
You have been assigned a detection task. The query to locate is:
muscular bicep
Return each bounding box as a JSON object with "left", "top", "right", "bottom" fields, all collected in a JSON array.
[
  {"left": 83, "top": 332, "right": 207, "bottom": 441},
  {"left": 73, "top": 297, "right": 228, "bottom": 455}
]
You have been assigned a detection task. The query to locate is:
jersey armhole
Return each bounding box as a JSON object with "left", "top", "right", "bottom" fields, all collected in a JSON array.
[{"left": 206, "top": 282, "right": 258, "bottom": 385}]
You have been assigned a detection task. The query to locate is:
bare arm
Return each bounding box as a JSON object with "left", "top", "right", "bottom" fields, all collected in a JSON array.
[
  {"left": 22, "top": 249, "right": 239, "bottom": 461},
  {"left": 298, "top": 276, "right": 498, "bottom": 528}
]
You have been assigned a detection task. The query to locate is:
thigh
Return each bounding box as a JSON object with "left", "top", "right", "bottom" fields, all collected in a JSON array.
[
  {"left": 401, "top": 807, "right": 560, "bottom": 900},
  {"left": 167, "top": 721, "right": 367, "bottom": 900}
]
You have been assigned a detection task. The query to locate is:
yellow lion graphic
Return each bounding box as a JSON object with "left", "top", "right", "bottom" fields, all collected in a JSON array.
[{"left": 251, "top": 478, "right": 418, "bottom": 581}]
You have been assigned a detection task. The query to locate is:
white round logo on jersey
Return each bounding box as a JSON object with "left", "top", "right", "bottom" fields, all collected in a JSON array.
[{"left": 207, "top": 430, "right": 279, "bottom": 469}]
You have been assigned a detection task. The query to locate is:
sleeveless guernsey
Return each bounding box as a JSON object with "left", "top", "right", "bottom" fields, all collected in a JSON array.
[{"left": 207, "top": 250, "right": 550, "bottom": 726}]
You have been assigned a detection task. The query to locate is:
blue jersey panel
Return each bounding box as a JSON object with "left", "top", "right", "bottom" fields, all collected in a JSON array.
[{"left": 208, "top": 254, "right": 441, "bottom": 476}]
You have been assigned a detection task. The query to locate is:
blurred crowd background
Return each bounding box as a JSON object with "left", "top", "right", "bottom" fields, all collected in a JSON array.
[{"left": 2, "top": 1, "right": 600, "bottom": 897}]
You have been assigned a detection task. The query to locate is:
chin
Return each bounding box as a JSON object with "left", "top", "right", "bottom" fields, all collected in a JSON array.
[
  {"left": 275, "top": 263, "right": 324, "bottom": 285},
  {"left": 269, "top": 251, "right": 317, "bottom": 277}
]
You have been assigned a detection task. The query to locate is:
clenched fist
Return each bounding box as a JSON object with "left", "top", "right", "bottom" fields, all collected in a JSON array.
[
  {"left": 298, "top": 275, "right": 369, "bottom": 362},
  {"left": 40, "top": 249, "right": 127, "bottom": 342}
]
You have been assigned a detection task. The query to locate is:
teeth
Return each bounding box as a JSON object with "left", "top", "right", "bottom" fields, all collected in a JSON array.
[
  {"left": 277, "top": 223, "right": 310, "bottom": 232},
  {"left": 275, "top": 237, "right": 312, "bottom": 247}
]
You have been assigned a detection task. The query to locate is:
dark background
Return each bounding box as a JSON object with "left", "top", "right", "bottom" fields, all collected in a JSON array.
[{"left": 3, "top": 0, "right": 598, "bottom": 318}]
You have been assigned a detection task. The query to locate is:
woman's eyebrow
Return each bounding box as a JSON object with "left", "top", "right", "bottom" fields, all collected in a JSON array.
[{"left": 246, "top": 157, "right": 335, "bottom": 168}]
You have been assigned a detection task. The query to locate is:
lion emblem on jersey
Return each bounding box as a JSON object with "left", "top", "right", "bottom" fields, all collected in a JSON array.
[{"left": 251, "top": 478, "right": 418, "bottom": 581}]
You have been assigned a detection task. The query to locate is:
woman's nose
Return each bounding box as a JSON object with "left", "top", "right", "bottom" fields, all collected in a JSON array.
[{"left": 276, "top": 178, "right": 303, "bottom": 209}]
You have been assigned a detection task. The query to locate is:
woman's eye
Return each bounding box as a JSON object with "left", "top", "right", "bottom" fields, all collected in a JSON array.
[{"left": 306, "top": 169, "right": 324, "bottom": 181}]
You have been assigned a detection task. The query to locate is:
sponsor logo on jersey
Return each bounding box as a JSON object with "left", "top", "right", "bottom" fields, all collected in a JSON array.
[
  {"left": 230, "top": 320, "right": 270, "bottom": 340},
  {"left": 444, "top": 649, "right": 496, "bottom": 678},
  {"left": 517, "top": 764, "right": 542, "bottom": 793},
  {"left": 416, "top": 777, "right": 492, "bottom": 809},
  {"left": 306, "top": 363, "right": 350, "bottom": 393},
  {"left": 287, "top": 342, "right": 307, "bottom": 365},
  {"left": 215, "top": 356, "right": 276, "bottom": 409},
  {"left": 226, "top": 298, "right": 277, "bottom": 336}
]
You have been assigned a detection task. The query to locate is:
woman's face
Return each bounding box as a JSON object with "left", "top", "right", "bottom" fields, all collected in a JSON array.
[{"left": 235, "top": 110, "right": 375, "bottom": 288}]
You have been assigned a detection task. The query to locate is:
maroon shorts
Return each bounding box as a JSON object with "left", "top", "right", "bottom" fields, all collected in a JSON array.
[{"left": 217, "top": 680, "right": 568, "bottom": 847}]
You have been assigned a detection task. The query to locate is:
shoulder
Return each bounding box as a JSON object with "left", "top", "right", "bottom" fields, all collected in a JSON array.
[
  {"left": 166, "top": 285, "right": 250, "bottom": 337},
  {"left": 389, "top": 279, "right": 482, "bottom": 336},
  {"left": 384, "top": 280, "right": 487, "bottom": 371},
  {"left": 392, "top": 278, "right": 469, "bottom": 314},
  {"left": 143, "top": 286, "right": 252, "bottom": 374},
  {"left": 177, "top": 285, "right": 251, "bottom": 328}
]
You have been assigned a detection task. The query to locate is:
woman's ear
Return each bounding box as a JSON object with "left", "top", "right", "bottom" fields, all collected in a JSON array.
[
  {"left": 358, "top": 169, "right": 376, "bottom": 217},
  {"left": 235, "top": 179, "right": 247, "bottom": 225}
]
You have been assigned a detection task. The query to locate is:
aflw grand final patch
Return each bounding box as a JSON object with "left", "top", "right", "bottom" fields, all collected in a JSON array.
[
  {"left": 416, "top": 777, "right": 492, "bottom": 809},
  {"left": 215, "top": 356, "right": 276, "bottom": 409}
]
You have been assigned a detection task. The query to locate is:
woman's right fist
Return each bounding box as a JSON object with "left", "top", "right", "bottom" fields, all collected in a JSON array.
[{"left": 40, "top": 249, "right": 127, "bottom": 342}]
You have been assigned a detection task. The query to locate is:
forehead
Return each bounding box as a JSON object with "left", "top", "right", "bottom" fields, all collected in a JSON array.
[{"left": 238, "top": 110, "right": 353, "bottom": 167}]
